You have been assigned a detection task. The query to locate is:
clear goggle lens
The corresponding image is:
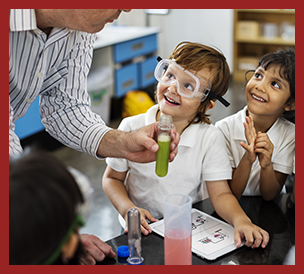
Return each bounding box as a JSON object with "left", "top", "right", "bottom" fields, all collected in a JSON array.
[{"left": 154, "top": 59, "right": 211, "bottom": 101}]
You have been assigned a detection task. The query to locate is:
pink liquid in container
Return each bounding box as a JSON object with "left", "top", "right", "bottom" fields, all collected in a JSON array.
[{"left": 164, "top": 194, "right": 192, "bottom": 265}]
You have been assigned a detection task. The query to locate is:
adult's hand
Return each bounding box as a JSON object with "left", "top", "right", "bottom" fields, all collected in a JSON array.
[{"left": 97, "top": 122, "right": 180, "bottom": 163}]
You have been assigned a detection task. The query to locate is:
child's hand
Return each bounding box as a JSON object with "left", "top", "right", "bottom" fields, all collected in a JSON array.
[
  {"left": 240, "top": 115, "right": 257, "bottom": 164},
  {"left": 233, "top": 220, "right": 269, "bottom": 249},
  {"left": 254, "top": 132, "right": 274, "bottom": 168},
  {"left": 124, "top": 207, "right": 158, "bottom": 235}
]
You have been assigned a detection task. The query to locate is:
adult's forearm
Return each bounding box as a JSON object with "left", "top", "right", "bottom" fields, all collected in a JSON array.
[{"left": 97, "top": 129, "right": 128, "bottom": 159}]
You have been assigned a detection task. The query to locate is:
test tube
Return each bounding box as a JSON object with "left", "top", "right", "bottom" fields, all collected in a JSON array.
[
  {"left": 155, "top": 115, "right": 173, "bottom": 177},
  {"left": 127, "top": 208, "right": 144, "bottom": 265}
]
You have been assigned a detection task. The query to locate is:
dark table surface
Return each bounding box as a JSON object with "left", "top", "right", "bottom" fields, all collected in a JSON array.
[{"left": 98, "top": 194, "right": 295, "bottom": 265}]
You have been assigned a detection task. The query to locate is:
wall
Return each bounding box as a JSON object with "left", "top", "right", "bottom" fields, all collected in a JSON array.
[{"left": 116, "top": 9, "right": 234, "bottom": 71}]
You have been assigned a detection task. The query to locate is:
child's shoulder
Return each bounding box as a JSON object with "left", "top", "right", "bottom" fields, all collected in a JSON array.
[
  {"left": 119, "top": 105, "right": 158, "bottom": 131},
  {"left": 274, "top": 116, "right": 295, "bottom": 137},
  {"left": 192, "top": 122, "right": 225, "bottom": 139},
  {"left": 278, "top": 116, "right": 295, "bottom": 129},
  {"left": 215, "top": 106, "right": 246, "bottom": 131},
  {"left": 119, "top": 113, "right": 147, "bottom": 131}
]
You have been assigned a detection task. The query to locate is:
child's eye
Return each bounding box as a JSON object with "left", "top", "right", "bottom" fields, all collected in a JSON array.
[
  {"left": 271, "top": 81, "right": 280, "bottom": 89},
  {"left": 163, "top": 72, "right": 175, "bottom": 81},
  {"left": 254, "top": 72, "right": 262, "bottom": 79},
  {"left": 184, "top": 83, "right": 194, "bottom": 91}
]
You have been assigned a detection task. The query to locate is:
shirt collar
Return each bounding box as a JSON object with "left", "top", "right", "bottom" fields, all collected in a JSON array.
[
  {"left": 10, "top": 9, "right": 37, "bottom": 32},
  {"left": 179, "top": 124, "right": 201, "bottom": 148}
]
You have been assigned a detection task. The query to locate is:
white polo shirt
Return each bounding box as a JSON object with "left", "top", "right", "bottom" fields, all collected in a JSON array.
[
  {"left": 106, "top": 105, "right": 232, "bottom": 219},
  {"left": 215, "top": 106, "right": 295, "bottom": 196}
]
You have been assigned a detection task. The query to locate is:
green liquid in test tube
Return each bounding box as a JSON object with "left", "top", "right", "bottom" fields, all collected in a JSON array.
[{"left": 155, "top": 115, "right": 173, "bottom": 177}]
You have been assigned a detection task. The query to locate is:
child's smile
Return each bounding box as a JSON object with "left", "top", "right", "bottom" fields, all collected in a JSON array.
[
  {"left": 251, "top": 93, "right": 267, "bottom": 103},
  {"left": 164, "top": 94, "right": 180, "bottom": 106}
]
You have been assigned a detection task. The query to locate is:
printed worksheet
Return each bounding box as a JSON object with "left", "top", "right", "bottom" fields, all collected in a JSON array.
[
  {"left": 191, "top": 209, "right": 235, "bottom": 256},
  {"left": 150, "top": 208, "right": 241, "bottom": 260}
]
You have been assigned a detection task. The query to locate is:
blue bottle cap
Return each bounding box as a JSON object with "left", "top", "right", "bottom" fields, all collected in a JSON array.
[{"left": 117, "top": 245, "right": 129, "bottom": 258}]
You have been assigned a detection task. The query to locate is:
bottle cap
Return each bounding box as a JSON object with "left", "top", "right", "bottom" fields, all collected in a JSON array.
[
  {"left": 159, "top": 115, "right": 173, "bottom": 129},
  {"left": 117, "top": 245, "right": 129, "bottom": 258},
  {"left": 159, "top": 114, "right": 172, "bottom": 125}
]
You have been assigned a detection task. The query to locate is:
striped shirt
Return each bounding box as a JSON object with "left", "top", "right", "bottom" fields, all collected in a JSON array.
[{"left": 9, "top": 9, "right": 111, "bottom": 157}]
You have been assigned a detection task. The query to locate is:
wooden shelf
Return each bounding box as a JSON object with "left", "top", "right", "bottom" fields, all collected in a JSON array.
[
  {"left": 233, "top": 9, "right": 295, "bottom": 82},
  {"left": 235, "top": 37, "right": 295, "bottom": 45},
  {"left": 236, "top": 9, "right": 295, "bottom": 15}
]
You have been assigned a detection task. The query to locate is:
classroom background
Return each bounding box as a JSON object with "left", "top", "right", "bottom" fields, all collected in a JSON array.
[{"left": 15, "top": 9, "right": 295, "bottom": 242}]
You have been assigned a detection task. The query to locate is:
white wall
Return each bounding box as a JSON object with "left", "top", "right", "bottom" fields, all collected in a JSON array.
[{"left": 116, "top": 9, "right": 234, "bottom": 71}]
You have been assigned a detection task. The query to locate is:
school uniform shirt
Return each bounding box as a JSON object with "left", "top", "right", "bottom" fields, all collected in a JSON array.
[
  {"left": 106, "top": 105, "right": 232, "bottom": 219},
  {"left": 9, "top": 9, "right": 111, "bottom": 156},
  {"left": 215, "top": 106, "right": 295, "bottom": 196}
]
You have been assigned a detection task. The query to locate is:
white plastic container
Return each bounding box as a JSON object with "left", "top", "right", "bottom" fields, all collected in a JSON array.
[
  {"left": 164, "top": 194, "right": 192, "bottom": 265},
  {"left": 87, "top": 67, "right": 113, "bottom": 124}
]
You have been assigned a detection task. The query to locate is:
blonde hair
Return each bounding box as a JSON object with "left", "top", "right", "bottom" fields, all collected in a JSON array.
[{"left": 167, "top": 42, "right": 230, "bottom": 124}]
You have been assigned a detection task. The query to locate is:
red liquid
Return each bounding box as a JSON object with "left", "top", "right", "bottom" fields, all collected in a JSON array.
[{"left": 164, "top": 230, "right": 192, "bottom": 265}]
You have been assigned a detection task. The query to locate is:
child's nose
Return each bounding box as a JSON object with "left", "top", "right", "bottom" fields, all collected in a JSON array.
[
  {"left": 256, "top": 80, "right": 266, "bottom": 93},
  {"left": 168, "top": 81, "right": 178, "bottom": 95}
]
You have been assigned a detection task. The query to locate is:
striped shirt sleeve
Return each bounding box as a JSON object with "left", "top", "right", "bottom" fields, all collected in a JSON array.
[
  {"left": 9, "top": 9, "right": 112, "bottom": 158},
  {"left": 39, "top": 32, "right": 112, "bottom": 158},
  {"left": 9, "top": 99, "right": 23, "bottom": 155}
]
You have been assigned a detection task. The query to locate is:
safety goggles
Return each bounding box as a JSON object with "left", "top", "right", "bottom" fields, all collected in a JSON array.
[
  {"left": 42, "top": 214, "right": 85, "bottom": 265},
  {"left": 154, "top": 57, "right": 230, "bottom": 107}
]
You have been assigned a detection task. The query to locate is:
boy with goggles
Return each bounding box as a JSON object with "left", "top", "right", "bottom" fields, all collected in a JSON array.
[
  {"left": 154, "top": 57, "right": 230, "bottom": 107},
  {"left": 103, "top": 42, "right": 269, "bottom": 250}
]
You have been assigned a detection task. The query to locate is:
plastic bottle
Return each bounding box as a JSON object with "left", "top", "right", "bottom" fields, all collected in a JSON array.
[
  {"left": 155, "top": 115, "right": 173, "bottom": 177},
  {"left": 127, "top": 208, "right": 144, "bottom": 265}
]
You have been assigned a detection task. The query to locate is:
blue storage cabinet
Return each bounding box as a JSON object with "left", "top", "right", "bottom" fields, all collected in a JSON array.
[
  {"left": 113, "top": 34, "right": 158, "bottom": 97},
  {"left": 139, "top": 55, "right": 158, "bottom": 88},
  {"left": 115, "top": 63, "right": 139, "bottom": 98},
  {"left": 14, "top": 96, "right": 45, "bottom": 139},
  {"left": 114, "top": 34, "right": 157, "bottom": 64}
]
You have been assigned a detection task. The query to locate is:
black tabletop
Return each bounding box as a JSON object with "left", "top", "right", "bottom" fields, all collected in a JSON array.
[{"left": 98, "top": 194, "right": 295, "bottom": 265}]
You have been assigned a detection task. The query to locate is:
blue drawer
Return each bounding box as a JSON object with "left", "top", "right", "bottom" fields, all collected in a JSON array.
[
  {"left": 114, "top": 34, "right": 157, "bottom": 64},
  {"left": 139, "top": 55, "right": 158, "bottom": 88},
  {"left": 15, "top": 97, "right": 45, "bottom": 139},
  {"left": 115, "top": 63, "right": 139, "bottom": 98}
]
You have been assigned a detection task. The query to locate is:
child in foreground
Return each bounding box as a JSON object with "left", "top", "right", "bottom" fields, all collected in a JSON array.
[
  {"left": 9, "top": 149, "right": 115, "bottom": 264},
  {"left": 103, "top": 42, "right": 269, "bottom": 249},
  {"left": 10, "top": 149, "right": 86, "bottom": 264},
  {"left": 215, "top": 48, "right": 295, "bottom": 201}
]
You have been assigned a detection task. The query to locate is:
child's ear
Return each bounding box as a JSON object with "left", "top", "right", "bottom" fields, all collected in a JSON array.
[
  {"left": 61, "top": 233, "right": 79, "bottom": 262},
  {"left": 207, "top": 100, "right": 215, "bottom": 111},
  {"left": 285, "top": 101, "right": 295, "bottom": 111}
]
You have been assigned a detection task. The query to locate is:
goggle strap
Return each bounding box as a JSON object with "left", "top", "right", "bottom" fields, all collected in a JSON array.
[{"left": 208, "top": 91, "right": 230, "bottom": 107}]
